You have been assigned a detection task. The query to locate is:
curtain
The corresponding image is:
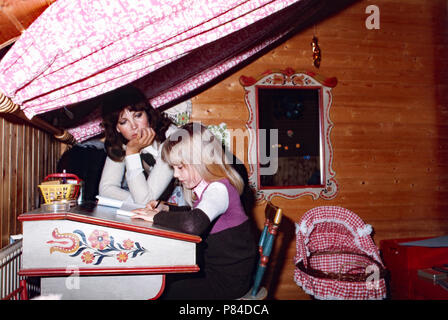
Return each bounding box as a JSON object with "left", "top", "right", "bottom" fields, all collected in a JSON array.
[{"left": 0, "top": 0, "right": 358, "bottom": 142}]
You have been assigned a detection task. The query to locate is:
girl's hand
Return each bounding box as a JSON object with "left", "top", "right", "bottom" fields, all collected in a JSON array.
[
  {"left": 131, "top": 207, "right": 158, "bottom": 222},
  {"left": 126, "top": 128, "right": 156, "bottom": 155},
  {"left": 146, "top": 200, "right": 168, "bottom": 213}
]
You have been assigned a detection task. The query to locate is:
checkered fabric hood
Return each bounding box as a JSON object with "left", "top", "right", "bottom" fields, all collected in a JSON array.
[{"left": 294, "top": 206, "right": 387, "bottom": 300}]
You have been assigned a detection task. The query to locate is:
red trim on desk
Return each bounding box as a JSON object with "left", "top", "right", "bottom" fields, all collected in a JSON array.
[
  {"left": 18, "top": 212, "right": 201, "bottom": 243},
  {"left": 19, "top": 265, "right": 200, "bottom": 277},
  {"left": 150, "top": 275, "right": 166, "bottom": 300}
]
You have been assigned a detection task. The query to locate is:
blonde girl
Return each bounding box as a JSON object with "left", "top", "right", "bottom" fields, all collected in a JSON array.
[{"left": 133, "top": 122, "right": 257, "bottom": 300}]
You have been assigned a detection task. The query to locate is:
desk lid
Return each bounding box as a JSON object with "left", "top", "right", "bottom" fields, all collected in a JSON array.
[{"left": 18, "top": 202, "right": 201, "bottom": 243}]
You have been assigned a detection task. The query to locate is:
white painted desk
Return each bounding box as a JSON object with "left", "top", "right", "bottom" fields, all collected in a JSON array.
[{"left": 18, "top": 202, "right": 201, "bottom": 300}]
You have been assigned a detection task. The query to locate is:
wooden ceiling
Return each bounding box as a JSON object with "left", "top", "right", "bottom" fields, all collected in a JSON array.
[{"left": 0, "top": 0, "right": 55, "bottom": 49}]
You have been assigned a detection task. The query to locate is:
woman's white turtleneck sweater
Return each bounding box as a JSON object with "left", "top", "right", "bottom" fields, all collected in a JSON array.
[{"left": 99, "top": 125, "right": 177, "bottom": 204}]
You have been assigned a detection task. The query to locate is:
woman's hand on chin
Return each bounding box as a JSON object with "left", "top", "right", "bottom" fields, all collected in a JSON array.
[{"left": 126, "top": 128, "right": 156, "bottom": 155}]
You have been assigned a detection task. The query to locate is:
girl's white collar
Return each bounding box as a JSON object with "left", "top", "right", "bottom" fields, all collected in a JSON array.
[{"left": 193, "top": 179, "right": 209, "bottom": 199}]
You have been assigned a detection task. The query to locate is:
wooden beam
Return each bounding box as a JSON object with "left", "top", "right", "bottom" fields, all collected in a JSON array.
[{"left": 0, "top": 92, "right": 75, "bottom": 145}]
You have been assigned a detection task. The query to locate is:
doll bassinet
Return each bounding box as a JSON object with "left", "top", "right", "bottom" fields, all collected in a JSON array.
[{"left": 294, "top": 206, "right": 387, "bottom": 300}]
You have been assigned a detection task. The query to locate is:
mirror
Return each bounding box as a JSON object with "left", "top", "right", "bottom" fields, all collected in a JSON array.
[{"left": 239, "top": 68, "right": 338, "bottom": 201}]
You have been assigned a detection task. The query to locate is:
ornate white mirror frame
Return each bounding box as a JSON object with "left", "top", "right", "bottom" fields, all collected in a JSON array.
[{"left": 239, "top": 68, "right": 338, "bottom": 201}]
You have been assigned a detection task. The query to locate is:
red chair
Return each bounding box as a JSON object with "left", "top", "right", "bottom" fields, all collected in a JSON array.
[
  {"left": 2, "top": 280, "right": 28, "bottom": 300},
  {"left": 240, "top": 201, "right": 283, "bottom": 300}
]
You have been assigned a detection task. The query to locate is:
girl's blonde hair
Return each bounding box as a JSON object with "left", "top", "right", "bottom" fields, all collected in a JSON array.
[{"left": 162, "top": 122, "right": 244, "bottom": 205}]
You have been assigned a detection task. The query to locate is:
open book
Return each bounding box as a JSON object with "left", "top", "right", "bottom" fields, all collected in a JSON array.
[{"left": 96, "top": 195, "right": 145, "bottom": 217}]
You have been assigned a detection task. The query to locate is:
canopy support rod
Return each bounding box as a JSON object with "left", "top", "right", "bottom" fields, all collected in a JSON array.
[{"left": 0, "top": 92, "right": 75, "bottom": 144}]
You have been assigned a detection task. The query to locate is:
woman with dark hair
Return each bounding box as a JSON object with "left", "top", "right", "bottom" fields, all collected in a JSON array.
[{"left": 99, "top": 85, "right": 178, "bottom": 204}]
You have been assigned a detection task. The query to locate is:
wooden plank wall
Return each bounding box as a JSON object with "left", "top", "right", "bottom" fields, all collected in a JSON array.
[
  {"left": 0, "top": 116, "right": 60, "bottom": 249},
  {"left": 191, "top": 0, "right": 448, "bottom": 299}
]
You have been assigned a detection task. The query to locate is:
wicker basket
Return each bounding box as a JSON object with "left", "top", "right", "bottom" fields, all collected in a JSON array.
[
  {"left": 296, "top": 251, "right": 387, "bottom": 282},
  {"left": 38, "top": 173, "right": 81, "bottom": 204}
]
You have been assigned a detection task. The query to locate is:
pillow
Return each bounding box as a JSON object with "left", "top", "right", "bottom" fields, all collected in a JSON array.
[
  {"left": 163, "top": 99, "right": 230, "bottom": 147},
  {"left": 163, "top": 100, "right": 191, "bottom": 126}
]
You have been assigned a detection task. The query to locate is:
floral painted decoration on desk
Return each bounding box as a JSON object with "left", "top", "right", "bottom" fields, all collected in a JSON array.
[{"left": 47, "top": 228, "right": 147, "bottom": 265}]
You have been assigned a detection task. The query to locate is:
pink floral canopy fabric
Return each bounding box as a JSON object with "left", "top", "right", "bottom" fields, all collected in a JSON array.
[{"left": 0, "top": 0, "right": 354, "bottom": 142}]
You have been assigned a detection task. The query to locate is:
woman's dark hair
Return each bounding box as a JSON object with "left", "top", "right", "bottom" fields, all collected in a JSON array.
[{"left": 101, "top": 85, "right": 173, "bottom": 162}]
